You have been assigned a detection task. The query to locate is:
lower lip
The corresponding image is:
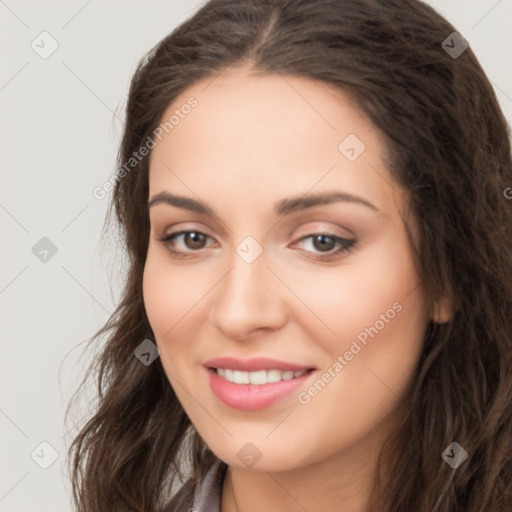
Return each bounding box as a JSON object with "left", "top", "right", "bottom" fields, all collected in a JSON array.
[{"left": 206, "top": 367, "right": 314, "bottom": 411}]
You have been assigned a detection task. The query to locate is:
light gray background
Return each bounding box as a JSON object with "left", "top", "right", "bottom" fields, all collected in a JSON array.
[{"left": 1, "top": 1, "right": 511, "bottom": 511}]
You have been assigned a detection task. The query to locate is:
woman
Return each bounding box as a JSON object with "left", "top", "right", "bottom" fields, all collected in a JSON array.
[{"left": 68, "top": 0, "right": 512, "bottom": 511}]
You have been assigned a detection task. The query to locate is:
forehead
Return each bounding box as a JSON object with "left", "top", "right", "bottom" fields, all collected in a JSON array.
[{"left": 148, "top": 67, "right": 408, "bottom": 222}]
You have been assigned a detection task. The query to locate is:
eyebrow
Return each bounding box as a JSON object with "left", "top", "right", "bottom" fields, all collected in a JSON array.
[{"left": 148, "top": 190, "right": 379, "bottom": 216}]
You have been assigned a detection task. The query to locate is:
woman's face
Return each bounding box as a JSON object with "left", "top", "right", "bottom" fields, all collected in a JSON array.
[{"left": 143, "top": 66, "right": 444, "bottom": 472}]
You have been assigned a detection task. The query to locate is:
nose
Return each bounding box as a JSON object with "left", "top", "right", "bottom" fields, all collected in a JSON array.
[{"left": 208, "top": 245, "right": 288, "bottom": 340}]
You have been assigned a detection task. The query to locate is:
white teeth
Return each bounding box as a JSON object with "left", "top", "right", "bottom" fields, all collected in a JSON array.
[
  {"left": 266, "top": 369, "right": 282, "bottom": 383},
  {"left": 249, "top": 370, "right": 267, "bottom": 385},
  {"left": 215, "top": 368, "right": 308, "bottom": 385},
  {"left": 233, "top": 370, "right": 249, "bottom": 384}
]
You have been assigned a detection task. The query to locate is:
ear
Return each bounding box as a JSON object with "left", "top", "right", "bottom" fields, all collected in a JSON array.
[{"left": 431, "top": 294, "right": 453, "bottom": 324}]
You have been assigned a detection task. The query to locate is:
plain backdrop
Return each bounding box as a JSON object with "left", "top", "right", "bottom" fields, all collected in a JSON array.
[{"left": 1, "top": 1, "right": 511, "bottom": 510}]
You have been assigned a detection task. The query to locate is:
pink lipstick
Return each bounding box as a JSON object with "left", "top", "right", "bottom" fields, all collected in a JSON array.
[{"left": 204, "top": 357, "right": 315, "bottom": 411}]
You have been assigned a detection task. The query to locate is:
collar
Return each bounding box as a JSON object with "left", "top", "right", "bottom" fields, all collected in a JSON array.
[{"left": 191, "top": 459, "right": 228, "bottom": 512}]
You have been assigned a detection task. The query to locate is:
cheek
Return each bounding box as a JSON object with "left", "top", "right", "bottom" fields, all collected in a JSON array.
[
  {"left": 142, "top": 251, "right": 218, "bottom": 428},
  {"left": 143, "top": 245, "right": 208, "bottom": 329},
  {"left": 290, "top": 238, "right": 424, "bottom": 349},
  {"left": 291, "top": 235, "right": 428, "bottom": 416},
  {"left": 142, "top": 251, "right": 204, "bottom": 366},
  {"left": 143, "top": 255, "right": 175, "bottom": 338},
  {"left": 278, "top": 262, "right": 427, "bottom": 465}
]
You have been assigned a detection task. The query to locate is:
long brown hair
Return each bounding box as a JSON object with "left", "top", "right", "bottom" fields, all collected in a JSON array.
[{"left": 67, "top": 0, "right": 512, "bottom": 510}]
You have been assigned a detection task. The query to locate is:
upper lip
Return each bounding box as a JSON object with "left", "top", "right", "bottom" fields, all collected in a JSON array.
[{"left": 204, "top": 357, "right": 315, "bottom": 372}]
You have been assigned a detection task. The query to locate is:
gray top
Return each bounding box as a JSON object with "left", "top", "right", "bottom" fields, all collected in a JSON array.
[{"left": 190, "top": 459, "right": 228, "bottom": 512}]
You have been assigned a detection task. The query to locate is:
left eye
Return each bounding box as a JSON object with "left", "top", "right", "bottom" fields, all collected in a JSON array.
[
  {"left": 294, "top": 233, "right": 356, "bottom": 260},
  {"left": 157, "top": 230, "right": 356, "bottom": 260}
]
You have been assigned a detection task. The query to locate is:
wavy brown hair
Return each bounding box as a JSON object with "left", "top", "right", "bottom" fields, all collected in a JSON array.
[{"left": 67, "top": 0, "right": 512, "bottom": 510}]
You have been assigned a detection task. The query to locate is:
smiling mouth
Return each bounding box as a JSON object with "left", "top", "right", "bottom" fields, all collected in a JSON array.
[
  {"left": 211, "top": 367, "right": 314, "bottom": 385},
  {"left": 205, "top": 360, "right": 316, "bottom": 410}
]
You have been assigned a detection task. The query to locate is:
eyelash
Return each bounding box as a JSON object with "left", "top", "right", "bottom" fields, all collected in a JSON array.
[{"left": 157, "top": 230, "right": 356, "bottom": 261}]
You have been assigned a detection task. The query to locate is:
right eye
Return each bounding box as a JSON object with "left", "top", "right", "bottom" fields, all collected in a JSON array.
[{"left": 157, "top": 230, "right": 216, "bottom": 258}]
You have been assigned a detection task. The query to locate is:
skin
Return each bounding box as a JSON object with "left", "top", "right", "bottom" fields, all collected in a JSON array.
[{"left": 143, "top": 65, "right": 452, "bottom": 512}]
